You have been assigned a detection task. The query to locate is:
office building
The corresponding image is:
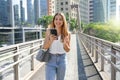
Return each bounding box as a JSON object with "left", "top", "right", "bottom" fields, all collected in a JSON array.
[
  {"left": 89, "top": 0, "right": 93, "bottom": 22},
  {"left": 0, "top": 0, "right": 14, "bottom": 26},
  {"left": 40, "top": 0, "right": 48, "bottom": 17},
  {"left": 109, "top": 0, "right": 120, "bottom": 21},
  {"left": 27, "top": 0, "right": 34, "bottom": 25},
  {"left": 80, "top": 0, "right": 89, "bottom": 24},
  {"left": 34, "top": 0, "right": 41, "bottom": 24},
  {"left": 14, "top": 5, "right": 20, "bottom": 26},
  {"left": 48, "top": 0, "right": 55, "bottom": 16},
  {"left": 20, "top": 0, "right": 25, "bottom": 24},
  {"left": 55, "top": 0, "right": 80, "bottom": 20}
]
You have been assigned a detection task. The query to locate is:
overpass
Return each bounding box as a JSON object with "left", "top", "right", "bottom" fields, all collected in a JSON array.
[{"left": 0, "top": 32, "right": 120, "bottom": 80}]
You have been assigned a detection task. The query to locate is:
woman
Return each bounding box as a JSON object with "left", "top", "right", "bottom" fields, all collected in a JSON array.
[{"left": 43, "top": 13, "right": 71, "bottom": 80}]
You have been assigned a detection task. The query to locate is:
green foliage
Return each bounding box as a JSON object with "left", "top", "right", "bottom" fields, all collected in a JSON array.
[
  {"left": 69, "top": 18, "right": 78, "bottom": 31},
  {"left": 37, "top": 15, "right": 53, "bottom": 28},
  {"left": 83, "top": 22, "right": 120, "bottom": 42}
]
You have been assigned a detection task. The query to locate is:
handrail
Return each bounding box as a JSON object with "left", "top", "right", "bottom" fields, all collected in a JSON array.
[
  {"left": 78, "top": 32, "right": 120, "bottom": 80},
  {"left": 0, "top": 38, "right": 45, "bottom": 80}
]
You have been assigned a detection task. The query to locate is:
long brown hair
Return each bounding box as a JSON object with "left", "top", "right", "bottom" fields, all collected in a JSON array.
[{"left": 48, "top": 13, "right": 69, "bottom": 42}]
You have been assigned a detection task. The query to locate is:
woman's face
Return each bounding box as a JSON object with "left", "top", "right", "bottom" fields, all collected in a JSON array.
[{"left": 54, "top": 14, "right": 64, "bottom": 28}]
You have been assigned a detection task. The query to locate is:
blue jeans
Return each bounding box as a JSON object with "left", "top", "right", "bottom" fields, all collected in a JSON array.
[{"left": 46, "top": 53, "right": 66, "bottom": 80}]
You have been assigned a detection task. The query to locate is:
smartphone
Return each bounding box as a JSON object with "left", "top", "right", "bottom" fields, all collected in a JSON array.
[{"left": 50, "top": 29, "right": 57, "bottom": 36}]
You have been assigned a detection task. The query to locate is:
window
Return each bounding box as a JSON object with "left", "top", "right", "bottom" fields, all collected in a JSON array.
[
  {"left": 66, "top": 13, "right": 69, "bottom": 16},
  {"left": 61, "top": 2, "right": 63, "bottom": 5},
  {"left": 61, "top": 8, "right": 63, "bottom": 11},
  {"left": 66, "top": 8, "right": 68, "bottom": 10},
  {"left": 65, "top": 2, "right": 68, "bottom": 5}
]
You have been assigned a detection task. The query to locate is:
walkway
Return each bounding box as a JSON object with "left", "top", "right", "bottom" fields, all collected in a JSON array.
[{"left": 65, "top": 34, "right": 79, "bottom": 80}]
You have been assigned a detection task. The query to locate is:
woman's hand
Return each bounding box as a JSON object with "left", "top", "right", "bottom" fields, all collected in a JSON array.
[
  {"left": 63, "top": 34, "right": 71, "bottom": 52},
  {"left": 43, "top": 29, "right": 57, "bottom": 49},
  {"left": 49, "top": 34, "right": 58, "bottom": 42}
]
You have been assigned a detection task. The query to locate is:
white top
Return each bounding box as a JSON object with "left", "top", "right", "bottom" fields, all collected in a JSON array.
[{"left": 49, "top": 36, "right": 66, "bottom": 54}]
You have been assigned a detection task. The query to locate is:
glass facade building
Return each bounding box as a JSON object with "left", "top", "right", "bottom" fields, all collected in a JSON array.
[
  {"left": 80, "top": 0, "right": 89, "bottom": 24},
  {"left": 20, "top": 0, "right": 25, "bottom": 24},
  {"left": 92, "top": 0, "right": 107, "bottom": 22},
  {"left": 40, "top": 0, "right": 48, "bottom": 17},
  {"left": 14, "top": 4, "right": 20, "bottom": 26},
  {"left": 0, "top": 0, "right": 11, "bottom": 26},
  {"left": 27, "top": 0, "right": 34, "bottom": 25},
  {"left": 34, "top": 0, "right": 40, "bottom": 24}
]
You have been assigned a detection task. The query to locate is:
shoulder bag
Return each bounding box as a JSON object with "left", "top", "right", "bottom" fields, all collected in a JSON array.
[{"left": 36, "top": 49, "right": 51, "bottom": 62}]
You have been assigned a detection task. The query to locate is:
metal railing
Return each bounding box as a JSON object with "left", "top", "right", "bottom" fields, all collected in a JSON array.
[
  {"left": 0, "top": 38, "right": 45, "bottom": 80},
  {"left": 78, "top": 32, "right": 120, "bottom": 80}
]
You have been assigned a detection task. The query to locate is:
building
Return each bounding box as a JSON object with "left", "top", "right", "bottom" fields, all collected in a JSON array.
[
  {"left": 80, "top": 0, "right": 89, "bottom": 24},
  {"left": 0, "top": 0, "right": 14, "bottom": 27},
  {"left": 89, "top": 0, "right": 94, "bottom": 22},
  {"left": 20, "top": 0, "right": 25, "bottom": 24},
  {"left": 34, "top": 0, "right": 48, "bottom": 24},
  {"left": 109, "top": 0, "right": 120, "bottom": 21},
  {"left": 27, "top": 0, "right": 34, "bottom": 25},
  {"left": 14, "top": 5, "right": 20, "bottom": 26},
  {"left": 54, "top": 0, "right": 80, "bottom": 20},
  {"left": 40, "top": 0, "right": 48, "bottom": 17},
  {"left": 92, "top": 0, "right": 105, "bottom": 22},
  {"left": 34, "top": 0, "right": 41, "bottom": 24},
  {"left": 0, "top": 0, "right": 8, "bottom": 26},
  {"left": 48, "top": 0, "right": 55, "bottom": 16}
]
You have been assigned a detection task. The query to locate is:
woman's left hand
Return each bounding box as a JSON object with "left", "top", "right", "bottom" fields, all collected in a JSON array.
[
  {"left": 64, "top": 36, "right": 69, "bottom": 45},
  {"left": 63, "top": 34, "right": 70, "bottom": 52}
]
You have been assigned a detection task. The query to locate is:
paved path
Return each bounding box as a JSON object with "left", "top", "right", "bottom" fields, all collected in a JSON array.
[{"left": 65, "top": 34, "right": 79, "bottom": 80}]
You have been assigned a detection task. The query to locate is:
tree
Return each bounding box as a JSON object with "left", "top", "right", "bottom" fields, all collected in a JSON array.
[
  {"left": 37, "top": 15, "right": 53, "bottom": 28},
  {"left": 83, "top": 22, "right": 120, "bottom": 42},
  {"left": 69, "top": 18, "right": 78, "bottom": 31}
]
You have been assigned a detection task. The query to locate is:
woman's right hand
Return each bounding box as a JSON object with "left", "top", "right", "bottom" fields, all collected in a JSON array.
[{"left": 49, "top": 34, "right": 58, "bottom": 42}]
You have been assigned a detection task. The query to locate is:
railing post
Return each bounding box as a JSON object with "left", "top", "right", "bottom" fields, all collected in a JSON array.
[
  {"left": 95, "top": 39, "right": 98, "bottom": 62},
  {"left": 89, "top": 37, "right": 91, "bottom": 53},
  {"left": 92, "top": 38, "right": 95, "bottom": 57},
  {"left": 101, "top": 42, "right": 104, "bottom": 71},
  {"left": 13, "top": 46, "right": 20, "bottom": 80},
  {"left": 90, "top": 37, "right": 92, "bottom": 54},
  {"left": 111, "top": 46, "right": 116, "bottom": 80},
  {"left": 86, "top": 37, "right": 88, "bottom": 50},
  {"left": 30, "top": 43, "right": 34, "bottom": 70}
]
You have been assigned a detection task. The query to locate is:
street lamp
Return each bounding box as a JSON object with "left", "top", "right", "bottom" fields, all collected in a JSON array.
[{"left": 71, "top": 4, "right": 82, "bottom": 32}]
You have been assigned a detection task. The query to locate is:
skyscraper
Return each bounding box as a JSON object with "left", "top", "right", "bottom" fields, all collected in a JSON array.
[
  {"left": 27, "top": 0, "right": 34, "bottom": 25},
  {"left": 89, "top": 0, "right": 94, "bottom": 22},
  {"left": 80, "top": 0, "right": 89, "bottom": 24},
  {"left": 34, "top": 0, "right": 41, "bottom": 24},
  {"left": 48, "top": 0, "right": 55, "bottom": 16},
  {"left": 0, "top": 0, "right": 14, "bottom": 27},
  {"left": 109, "top": 0, "right": 120, "bottom": 21},
  {"left": 20, "top": 0, "right": 25, "bottom": 25},
  {"left": 55, "top": 0, "right": 79, "bottom": 20},
  {"left": 40, "top": 0, "right": 48, "bottom": 17},
  {"left": 0, "top": 0, "right": 8, "bottom": 26},
  {"left": 14, "top": 4, "right": 20, "bottom": 26}
]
